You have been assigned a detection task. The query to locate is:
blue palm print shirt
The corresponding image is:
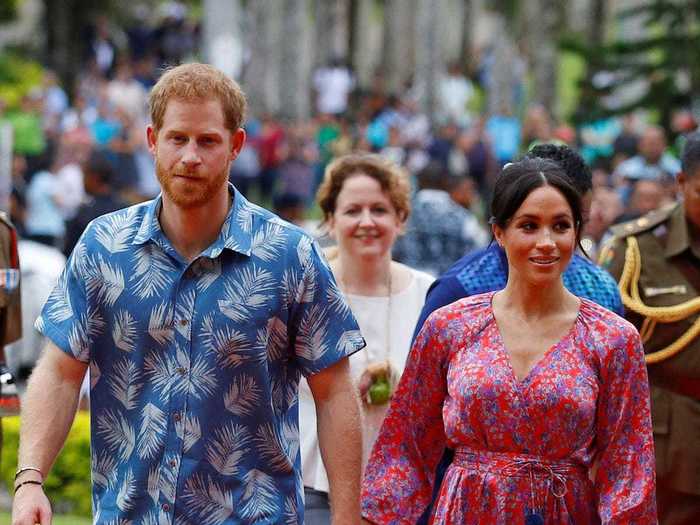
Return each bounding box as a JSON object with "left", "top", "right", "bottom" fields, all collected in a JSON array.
[{"left": 37, "top": 186, "right": 365, "bottom": 524}]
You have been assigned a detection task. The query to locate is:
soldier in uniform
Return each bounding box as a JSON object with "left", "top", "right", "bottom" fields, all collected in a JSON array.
[
  {"left": 0, "top": 210, "right": 22, "bottom": 452},
  {"left": 600, "top": 132, "right": 700, "bottom": 524}
]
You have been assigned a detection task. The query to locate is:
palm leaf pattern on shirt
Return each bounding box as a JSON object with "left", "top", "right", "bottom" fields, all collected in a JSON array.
[
  {"left": 240, "top": 468, "right": 280, "bottom": 521},
  {"left": 95, "top": 212, "right": 134, "bottom": 254},
  {"left": 326, "top": 282, "right": 351, "bottom": 318},
  {"left": 295, "top": 303, "right": 330, "bottom": 361},
  {"left": 218, "top": 266, "right": 275, "bottom": 323},
  {"left": 138, "top": 402, "right": 167, "bottom": 459},
  {"left": 224, "top": 374, "right": 261, "bottom": 417},
  {"left": 92, "top": 450, "right": 117, "bottom": 489},
  {"left": 148, "top": 302, "right": 174, "bottom": 346},
  {"left": 46, "top": 272, "right": 74, "bottom": 323},
  {"left": 196, "top": 258, "right": 222, "bottom": 292},
  {"left": 116, "top": 468, "right": 137, "bottom": 512},
  {"left": 254, "top": 423, "right": 295, "bottom": 473},
  {"left": 181, "top": 473, "right": 234, "bottom": 525},
  {"left": 112, "top": 309, "right": 137, "bottom": 352},
  {"left": 108, "top": 357, "right": 143, "bottom": 411},
  {"left": 96, "top": 408, "right": 136, "bottom": 461},
  {"left": 260, "top": 317, "right": 287, "bottom": 362},
  {"left": 131, "top": 245, "right": 174, "bottom": 300},
  {"left": 175, "top": 413, "right": 202, "bottom": 453},
  {"left": 251, "top": 223, "right": 287, "bottom": 262},
  {"left": 188, "top": 353, "right": 218, "bottom": 400},
  {"left": 205, "top": 422, "right": 252, "bottom": 476}
]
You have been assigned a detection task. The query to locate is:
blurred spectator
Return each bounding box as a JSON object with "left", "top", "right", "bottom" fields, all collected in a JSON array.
[
  {"left": 437, "top": 62, "right": 475, "bottom": 128},
  {"left": 276, "top": 132, "right": 317, "bottom": 204},
  {"left": 393, "top": 161, "right": 488, "bottom": 276},
  {"left": 485, "top": 105, "right": 521, "bottom": 165},
  {"left": 5, "top": 239, "right": 65, "bottom": 381},
  {"left": 582, "top": 186, "right": 623, "bottom": 259},
  {"left": 24, "top": 157, "right": 64, "bottom": 248},
  {"left": 86, "top": 15, "right": 118, "bottom": 77},
  {"left": 106, "top": 59, "right": 148, "bottom": 122},
  {"left": 63, "top": 151, "right": 128, "bottom": 256},
  {"left": 521, "top": 104, "right": 554, "bottom": 148},
  {"left": 5, "top": 92, "right": 47, "bottom": 177},
  {"left": 615, "top": 178, "right": 671, "bottom": 224},
  {"left": 614, "top": 125, "right": 680, "bottom": 183},
  {"left": 255, "top": 114, "right": 285, "bottom": 202},
  {"left": 313, "top": 58, "right": 355, "bottom": 116},
  {"left": 272, "top": 193, "right": 307, "bottom": 228}
]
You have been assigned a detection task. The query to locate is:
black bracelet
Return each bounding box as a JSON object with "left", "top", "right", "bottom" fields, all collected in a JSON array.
[{"left": 13, "top": 480, "right": 42, "bottom": 493}]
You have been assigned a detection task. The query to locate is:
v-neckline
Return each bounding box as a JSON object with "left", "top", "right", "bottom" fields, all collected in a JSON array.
[{"left": 489, "top": 292, "right": 581, "bottom": 388}]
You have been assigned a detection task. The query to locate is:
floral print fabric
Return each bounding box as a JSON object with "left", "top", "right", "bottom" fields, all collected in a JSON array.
[{"left": 362, "top": 292, "right": 656, "bottom": 524}]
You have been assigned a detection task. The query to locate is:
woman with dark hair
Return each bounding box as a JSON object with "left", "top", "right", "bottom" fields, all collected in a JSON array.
[{"left": 361, "top": 158, "right": 657, "bottom": 524}]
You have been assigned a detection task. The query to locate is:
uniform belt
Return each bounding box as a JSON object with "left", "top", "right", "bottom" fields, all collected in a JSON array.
[{"left": 652, "top": 375, "right": 700, "bottom": 400}]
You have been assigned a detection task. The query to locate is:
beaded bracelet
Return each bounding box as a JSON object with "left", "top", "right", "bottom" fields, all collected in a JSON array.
[
  {"left": 14, "top": 479, "right": 42, "bottom": 493},
  {"left": 14, "top": 466, "right": 43, "bottom": 480}
]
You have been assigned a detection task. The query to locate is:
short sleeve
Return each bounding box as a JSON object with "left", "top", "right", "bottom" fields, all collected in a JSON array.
[
  {"left": 35, "top": 237, "right": 98, "bottom": 363},
  {"left": 290, "top": 236, "right": 364, "bottom": 376},
  {"left": 594, "top": 324, "right": 657, "bottom": 523}
]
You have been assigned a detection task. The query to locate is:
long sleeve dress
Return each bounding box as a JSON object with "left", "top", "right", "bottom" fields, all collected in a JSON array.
[{"left": 361, "top": 292, "right": 657, "bottom": 524}]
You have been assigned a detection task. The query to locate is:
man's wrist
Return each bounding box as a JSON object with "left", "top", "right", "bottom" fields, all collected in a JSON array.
[{"left": 13, "top": 479, "right": 43, "bottom": 493}]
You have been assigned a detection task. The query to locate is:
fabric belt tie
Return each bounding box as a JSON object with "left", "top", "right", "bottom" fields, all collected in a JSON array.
[{"left": 452, "top": 447, "right": 586, "bottom": 517}]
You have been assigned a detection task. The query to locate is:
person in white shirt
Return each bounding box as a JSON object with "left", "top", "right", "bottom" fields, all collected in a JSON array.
[{"left": 299, "top": 153, "right": 434, "bottom": 524}]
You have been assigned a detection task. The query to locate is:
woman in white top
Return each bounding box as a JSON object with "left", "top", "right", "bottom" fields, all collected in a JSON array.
[{"left": 299, "top": 153, "right": 434, "bottom": 523}]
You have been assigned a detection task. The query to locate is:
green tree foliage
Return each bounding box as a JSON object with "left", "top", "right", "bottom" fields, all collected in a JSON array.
[
  {"left": 563, "top": 0, "right": 700, "bottom": 128},
  {"left": 2, "top": 413, "right": 92, "bottom": 516},
  {"left": 0, "top": 0, "right": 19, "bottom": 23}
]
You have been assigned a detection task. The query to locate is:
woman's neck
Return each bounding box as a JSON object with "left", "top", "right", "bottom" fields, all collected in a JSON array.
[
  {"left": 334, "top": 253, "right": 393, "bottom": 296},
  {"left": 497, "top": 276, "right": 574, "bottom": 321}
]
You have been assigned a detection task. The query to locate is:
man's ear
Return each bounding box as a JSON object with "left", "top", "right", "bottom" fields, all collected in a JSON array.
[
  {"left": 146, "top": 125, "right": 157, "bottom": 155},
  {"left": 230, "top": 128, "right": 246, "bottom": 161}
]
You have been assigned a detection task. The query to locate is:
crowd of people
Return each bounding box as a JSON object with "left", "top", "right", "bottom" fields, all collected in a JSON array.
[{"left": 1, "top": 9, "right": 699, "bottom": 525}]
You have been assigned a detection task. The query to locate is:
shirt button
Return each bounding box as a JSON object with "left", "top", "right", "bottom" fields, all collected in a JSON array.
[
  {"left": 169, "top": 459, "right": 177, "bottom": 468},
  {"left": 179, "top": 319, "right": 189, "bottom": 327},
  {"left": 162, "top": 503, "right": 170, "bottom": 512},
  {"left": 173, "top": 413, "right": 182, "bottom": 422},
  {"left": 175, "top": 367, "right": 186, "bottom": 376}
]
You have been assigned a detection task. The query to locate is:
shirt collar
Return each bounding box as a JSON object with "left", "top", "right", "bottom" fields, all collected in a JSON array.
[
  {"left": 664, "top": 203, "right": 691, "bottom": 258},
  {"left": 132, "top": 184, "right": 253, "bottom": 257}
]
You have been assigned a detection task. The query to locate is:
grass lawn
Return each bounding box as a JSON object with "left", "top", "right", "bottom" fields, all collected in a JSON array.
[{"left": 0, "top": 511, "right": 92, "bottom": 524}]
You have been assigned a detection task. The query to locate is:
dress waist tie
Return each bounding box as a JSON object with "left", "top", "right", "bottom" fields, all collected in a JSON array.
[{"left": 452, "top": 447, "right": 588, "bottom": 522}]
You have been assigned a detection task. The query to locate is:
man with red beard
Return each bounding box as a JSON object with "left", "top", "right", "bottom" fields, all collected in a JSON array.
[{"left": 13, "top": 63, "right": 365, "bottom": 525}]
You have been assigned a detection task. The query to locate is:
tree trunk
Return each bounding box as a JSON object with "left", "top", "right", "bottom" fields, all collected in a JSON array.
[
  {"left": 279, "top": 0, "right": 311, "bottom": 120},
  {"left": 351, "top": 0, "right": 378, "bottom": 89},
  {"left": 459, "top": 0, "right": 474, "bottom": 68},
  {"left": 487, "top": 15, "right": 517, "bottom": 116},
  {"left": 202, "top": 0, "right": 243, "bottom": 81},
  {"left": 313, "top": 0, "right": 349, "bottom": 69},
  {"left": 589, "top": 0, "right": 608, "bottom": 46},
  {"left": 381, "top": 0, "right": 415, "bottom": 94},
  {"left": 527, "top": 0, "right": 563, "bottom": 117},
  {"left": 243, "top": 0, "right": 281, "bottom": 116},
  {"left": 415, "top": 0, "right": 447, "bottom": 123}
]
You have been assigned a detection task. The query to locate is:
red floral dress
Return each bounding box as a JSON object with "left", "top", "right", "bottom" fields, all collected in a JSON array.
[{"left": 361, "top": 292, "right": 657, "bottom": 524}]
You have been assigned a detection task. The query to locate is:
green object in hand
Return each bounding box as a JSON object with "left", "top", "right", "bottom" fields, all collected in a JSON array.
[{"left": 368, "top": 376, "right": 391, "bottom": 405}]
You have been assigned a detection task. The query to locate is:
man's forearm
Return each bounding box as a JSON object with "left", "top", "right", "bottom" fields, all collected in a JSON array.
[
  {"left": 316, "top": 381, "right": 362, "bottom": 523},
  {"left": 17, "top": 345, "right": 86, "bottom": 479}
]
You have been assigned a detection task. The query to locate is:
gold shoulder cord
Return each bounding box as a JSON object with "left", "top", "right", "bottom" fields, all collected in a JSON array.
[{"left": 618, "top": 236, "right": 700, "bottom": 363}]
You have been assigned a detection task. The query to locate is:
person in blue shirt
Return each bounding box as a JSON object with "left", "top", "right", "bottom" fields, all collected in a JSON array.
[
  {"left": 414, "top": 143, "right": 624, "bottom": 524},
  {"left": 13, "top": 63, "right": 365, "bottom": 525}
]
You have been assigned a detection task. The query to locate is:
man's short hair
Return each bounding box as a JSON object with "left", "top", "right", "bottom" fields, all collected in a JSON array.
[
  {"left": 526, "top": 143, "right": 593, "bottom": 195},
  {"left": 149, "top": 62, "right": 247, "bottom": 133},
  {"left": 681, "top": 132, "right": 700, "bottom": 176}
]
